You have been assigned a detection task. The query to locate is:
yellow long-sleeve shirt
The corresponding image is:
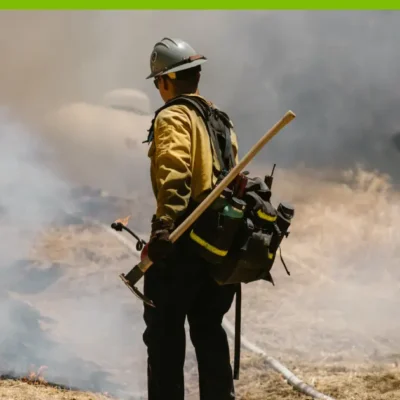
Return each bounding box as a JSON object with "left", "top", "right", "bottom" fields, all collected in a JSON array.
[{"left": 148, "top": 95, "right": 239, "bottom": 225}]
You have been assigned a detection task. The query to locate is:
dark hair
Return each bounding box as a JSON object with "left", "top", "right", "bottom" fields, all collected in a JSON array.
[{"left": 170, "top": 65, "right": 201, "bottom": 94}]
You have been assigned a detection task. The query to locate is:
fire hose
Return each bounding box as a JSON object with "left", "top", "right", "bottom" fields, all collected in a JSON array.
[
  {"left": 91, "top": 220, "right": 336, "bottom": 400},
  {"left": 222, "top": 318, "right": 336, "bottom": 400}
]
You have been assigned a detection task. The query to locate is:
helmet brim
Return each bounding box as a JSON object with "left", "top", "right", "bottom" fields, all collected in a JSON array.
[{"left": 146, "top": 58, "right": 207, "bottom": 80}]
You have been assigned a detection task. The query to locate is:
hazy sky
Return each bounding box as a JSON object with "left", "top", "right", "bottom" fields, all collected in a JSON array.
[{"left": 1, "top": 11, "right": 400, "bottom": 179}]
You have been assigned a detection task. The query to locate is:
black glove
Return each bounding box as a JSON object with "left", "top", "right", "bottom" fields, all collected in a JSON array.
[{"left": 147, "top": 217, "right": 174, "bottom": 263}]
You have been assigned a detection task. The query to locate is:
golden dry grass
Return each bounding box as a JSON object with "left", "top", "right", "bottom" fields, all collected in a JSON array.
[
  {"left": 3, "top": 358, "right": 400, "bottom": 400},
  {"left": 236, "top": 356, "right": 400, "bottom": 400},
  {"left": 4, "top": 166, "right": 400, "bottom": 400},
  {"left": 0, "top": 379, "right": 111, "bottom": 400}
]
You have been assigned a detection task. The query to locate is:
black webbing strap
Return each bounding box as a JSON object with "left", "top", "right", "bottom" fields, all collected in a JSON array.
[
  {"left": 145, "top": 95, "right": 235, "bottom": 171},
  {"left": 233, "top": 283, "right": 242, "bottom": 380},
  {"left": 177, "top": 96, "right": 227, "bottom": 172},
  {"left": 218, "top": 109, "right": 236, "bottom": 169},
  {"left": 279, "top": 246, "right": 291, "bottom": 276}
]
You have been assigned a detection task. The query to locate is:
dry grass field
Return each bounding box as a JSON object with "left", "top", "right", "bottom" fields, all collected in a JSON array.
[
  {"left": 2, "top": 358, "right": 400, "bottom": 399},
  {"left": 2, "top": 166, "right": 399, "bottom": 399}
]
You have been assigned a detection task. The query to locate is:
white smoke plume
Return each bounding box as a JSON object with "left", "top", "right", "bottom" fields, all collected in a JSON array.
[
  {"left": 0, "top": 107, "right": 150, "bottom": 396},
  {"left": 2, "top": 11, "right": 400, "bottom": 181}
]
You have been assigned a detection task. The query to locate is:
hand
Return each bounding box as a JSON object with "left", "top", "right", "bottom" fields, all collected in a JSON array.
[
  {"left": 140, "top": 243, "right": 149, "bottom": 262},
  {"left": 147, "top": 217, "right": 174, "bottom": 263}
]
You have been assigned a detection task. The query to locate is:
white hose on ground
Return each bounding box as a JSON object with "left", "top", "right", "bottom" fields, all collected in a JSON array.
[
  {"left": 91, "top": 219, "right": 336, "bottom": 400},
  {"left": 222, "top": 319, "right": 336, "bottom": 400}
]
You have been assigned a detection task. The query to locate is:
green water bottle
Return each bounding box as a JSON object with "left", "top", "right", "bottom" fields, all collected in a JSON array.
[{"left": 222, "top": 197, "right": 246, "bottom": 219}]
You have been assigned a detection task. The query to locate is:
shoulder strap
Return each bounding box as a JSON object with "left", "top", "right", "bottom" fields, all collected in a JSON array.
[
  {"left": 145, "top": 95, "right": 235, "bottom": 172},
  {"left": 144, "top": 95, "right": 205, "bottom": 144},
  {"left": 210, "top": 107, "right": 236, "bottom": 171}
]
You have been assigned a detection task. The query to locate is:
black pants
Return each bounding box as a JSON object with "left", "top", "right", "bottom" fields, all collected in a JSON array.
[{"left": 143, "top": 239, "right": 236, "bottom": 400}]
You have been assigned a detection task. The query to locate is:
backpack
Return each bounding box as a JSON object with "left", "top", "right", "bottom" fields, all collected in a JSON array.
[{"left": 146, "top": 95, "right": 294, "bottom": 286}]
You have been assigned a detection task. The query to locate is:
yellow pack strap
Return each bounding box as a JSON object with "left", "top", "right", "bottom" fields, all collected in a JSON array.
[
  {"left": 268, "top": 251, "right": 274, "bottom": 260},
  {"left": 189, "top": 230, "right": 228, "bottom": 257},
  {"left": 257, "top": 209, "right": 277, "bottom": 222}
]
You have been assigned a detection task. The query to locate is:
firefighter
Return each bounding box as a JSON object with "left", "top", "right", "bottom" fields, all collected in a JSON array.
[{"left": 142, "top": 38, "right": 239, "bottom": 400}]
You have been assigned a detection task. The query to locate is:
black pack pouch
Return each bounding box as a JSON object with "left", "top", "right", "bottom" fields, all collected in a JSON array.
[
  {"left": 188, "top": 193, "right": 246, "bottom": 265},
  {"left": 210, "top": 193, "right": 295, "bottom": 286},
  {"left": 268, "top": 202, "right": 295, "bottom": 256},
  {"left": 210, "top": 218, "right": 275, "bottom": 285},
  {"left": 245, "top": 177, "right": 271, "bottom": 202},
  {"left": 244, "top": 191, "right": 277, "bottom": 233}
]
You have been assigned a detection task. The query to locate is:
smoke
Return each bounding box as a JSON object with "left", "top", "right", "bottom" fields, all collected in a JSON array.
[
  {"left": 44, "top": 101, "right": 153, "bottom": 198},
  {"left": 0, "top": 108, "right": 70, "bottom": 260},
  {"left": 1, "top": 10, "right": 400, "bottom": 397},
  {"left": 0, "top": 110, "right": 149, "bottom": 396}
]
